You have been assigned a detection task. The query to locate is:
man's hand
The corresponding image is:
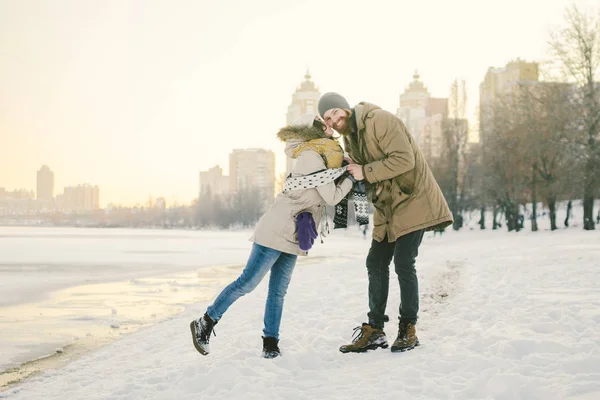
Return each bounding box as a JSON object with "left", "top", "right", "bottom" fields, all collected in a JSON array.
[{"left": 346, "top": 164, "right": 364, "bottom": 181}]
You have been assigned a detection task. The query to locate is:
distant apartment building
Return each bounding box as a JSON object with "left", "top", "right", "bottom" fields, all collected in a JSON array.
[
  {"left": 0, "top": 188, "right": 37, "bottom": 215},
  {"left": 396, "top": 71, "right": 449, "bottom": 160},
  {"left": 229, "top": 148, "right": 275, "bottom": 208},
  {"left": 0, "top": 188, "right": 34, "bottom": 200},
  {"left": 57, "top": 184, "right": 100, "bottom": 212},
  {"left": 199, "top": 165, "right": 230, "bottom": 197},
  {"left": 285, "top": 70, "right": 321, "bottom": 175},
  {"left": 155, "top": 197, "right": 166, "bottom": 210},
  {"left": 36, "top": 165, "right": 54, "bottom": 201},
  {"left": 479, "top": 60, "right": 539, "bottom": 147}
]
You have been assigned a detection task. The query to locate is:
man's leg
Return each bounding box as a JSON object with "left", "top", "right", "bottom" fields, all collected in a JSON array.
[
  {"left": 391, "top": 229, "right": 425, "bottom": 352},
  {"left": 339, "top": 236, "right": 394, "bottom": 353},
  {"left": 393, "top": 229, "right": 424, "bottom": 323},
  {"left": 366, "top": 236, "right": 395, "bottom": 328}
]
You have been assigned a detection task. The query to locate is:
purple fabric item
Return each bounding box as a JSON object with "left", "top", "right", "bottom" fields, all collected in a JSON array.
[{"left": 297, "top": 212, "right": 318, "bottom": 251}]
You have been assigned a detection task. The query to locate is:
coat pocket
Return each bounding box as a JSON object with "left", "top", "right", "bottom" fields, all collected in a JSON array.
[
  {"left": 371, "top": 180, "right": 393, "bottom": 206},
  {"left": 391, "top": 179, "right": 413, "bottom": 212},
  {"left": 394, "top": 174, "right": 415, "bottom": 196}
]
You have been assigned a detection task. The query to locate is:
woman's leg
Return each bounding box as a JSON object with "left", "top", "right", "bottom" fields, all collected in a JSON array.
[
  {"left": 263, "top": 252, "right": 298, "bottom": 340},
  {"left": 206, "top": 243, "right": 281, "bottom": 321}
]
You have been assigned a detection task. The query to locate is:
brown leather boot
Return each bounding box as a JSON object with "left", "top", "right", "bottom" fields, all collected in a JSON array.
[
  {"left": 339, "top": 323, "right": 388, "bottom": 353},
  {"left": 391, "top": 320, "right": 419, "bottom": 352}
]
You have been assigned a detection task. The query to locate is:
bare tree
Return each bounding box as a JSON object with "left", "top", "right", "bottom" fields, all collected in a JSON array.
[
  {"left": 231, "top": 186, "right": 264, "bottom": 228},
  {"left": 459, "top": 140, "right": 485, "bottom": 227},
  {"left": 516, "top": 82, "right": 578, "bottom": 230},
  {"left": 440, "top": 79, "right": 470, "bottom": 230},
  {"left": 468, "top": 108, "right": 488, "bottom": 230},
  {"left": 195, "top": 186, "right": 215, "bottom": 227},
  {"left": 549, "top": 5, "right": 600, "bottom": 230},
  {"left": 483, "top": 93, "right": 530, "bottom": 232}
]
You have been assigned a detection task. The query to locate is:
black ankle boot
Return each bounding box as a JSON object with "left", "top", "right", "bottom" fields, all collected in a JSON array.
[
  {"left": 262, "top": 336, "right": 281, "bottom": 359},
  {"left": 190, "top": 312, "right": 217, "bottom": 355}
]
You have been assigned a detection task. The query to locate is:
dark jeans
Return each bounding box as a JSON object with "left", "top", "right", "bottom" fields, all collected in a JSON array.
[{"left": 366, "top": 229, "right": 425, "bottom": 329}]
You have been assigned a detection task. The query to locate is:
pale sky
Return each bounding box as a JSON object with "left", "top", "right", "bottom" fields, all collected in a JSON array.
[{"left": 0, "top": 0, "right": 596, "bottom": 207}]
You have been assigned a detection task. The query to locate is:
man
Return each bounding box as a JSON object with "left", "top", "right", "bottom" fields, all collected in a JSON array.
[{"left": 318, "top": 92, "right": 453, "bottom": 353}]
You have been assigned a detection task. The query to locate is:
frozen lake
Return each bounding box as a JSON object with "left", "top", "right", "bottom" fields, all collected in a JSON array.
[{"left": 0, "top": 226, "right": 366, "bottom": 385}]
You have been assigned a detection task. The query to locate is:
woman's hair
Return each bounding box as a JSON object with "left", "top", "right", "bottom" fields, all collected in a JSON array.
[{"left": 312, "top": 118, "right": 327, "bottom": 132}]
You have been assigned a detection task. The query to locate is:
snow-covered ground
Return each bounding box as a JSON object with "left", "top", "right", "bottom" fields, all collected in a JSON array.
[{"left": 1, "top": 223, "right": 600, "bottom": 399}]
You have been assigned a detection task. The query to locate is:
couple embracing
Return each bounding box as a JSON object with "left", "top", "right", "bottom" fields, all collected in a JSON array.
[{"left": 190, "top": 93, "right": 452, "bottom": 358}]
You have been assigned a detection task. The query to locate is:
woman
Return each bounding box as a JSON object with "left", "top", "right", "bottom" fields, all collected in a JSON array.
[{"left": 190, "top": 114, "right": 354, "bottom": 359}]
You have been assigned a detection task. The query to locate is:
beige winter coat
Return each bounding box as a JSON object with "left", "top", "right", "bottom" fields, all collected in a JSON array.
[
  {"left": 251, "top": 126, "right": 353, "bottom": 256},
  {"left": 344, "top": 103, "right": 453, "bottom": 242}
]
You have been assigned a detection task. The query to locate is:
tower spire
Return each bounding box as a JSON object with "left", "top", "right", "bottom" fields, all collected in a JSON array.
[{"left": 305, "top": 66, "right": 311, "bottom": 81}]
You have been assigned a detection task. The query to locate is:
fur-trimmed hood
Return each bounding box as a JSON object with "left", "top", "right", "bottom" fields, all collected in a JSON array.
[
  {"left": 277, "top": 124, "right": 329, "bottom": 158},
  {"left": 277, "top": 124, "right": 327, "bottom": 142}
]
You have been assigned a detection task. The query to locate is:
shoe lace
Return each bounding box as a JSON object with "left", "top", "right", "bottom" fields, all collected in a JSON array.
[
  {"left": 397, "top": 322, "right": 408, "bottom": 340},
  {"left": 351, "top": 325, "right": 366, "bottom": 343},
  {"left": 200, "top": 318, "right": 217, "bottom": 340}
]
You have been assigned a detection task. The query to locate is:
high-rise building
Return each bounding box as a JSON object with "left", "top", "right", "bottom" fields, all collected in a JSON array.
[
  {"left": 479, "top": 60, "right": 539, "bottom": 146},
  {"left": 229, "top": 149, "right": 275, "bottom": 208},
  {"left": 36, "top": 165, "right": 54, "bottom": 201},
  {"left": 199, "top": 165, "right": 230, "bottom": 197},
  {"left": 155, "top": 197, "right": 167, "bottom": 210},
  {"left": 57, "top": 184, "right": 100, "bottom": 211},
  {"left": 285, "top": 70, "right": 321, "bottom": 175},
  {"left": 396, "top": 71, "right": 448, "bottom": 160}
]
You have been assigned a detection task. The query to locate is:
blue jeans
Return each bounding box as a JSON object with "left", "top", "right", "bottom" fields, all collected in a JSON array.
[{"left": 206, "top": 243, "right": 298, "bottom": 340}]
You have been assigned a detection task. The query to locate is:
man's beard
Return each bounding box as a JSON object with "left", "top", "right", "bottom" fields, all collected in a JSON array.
[{"left": 337, "top": 109, "right": 354, "bottom": 136}]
